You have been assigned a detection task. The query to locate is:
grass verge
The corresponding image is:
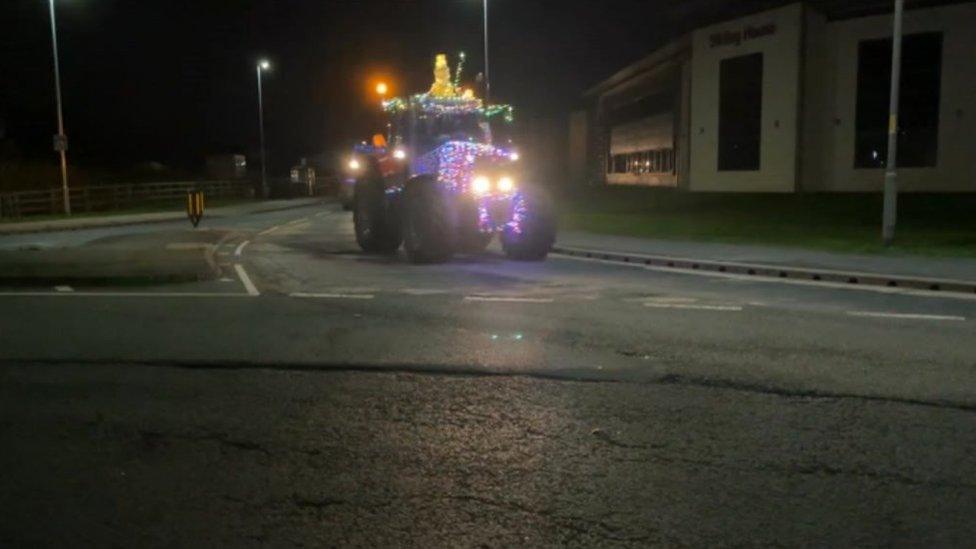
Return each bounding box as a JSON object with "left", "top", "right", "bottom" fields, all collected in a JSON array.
[{"left": 559, "top": 188, "right": 976, "bottom": 258}]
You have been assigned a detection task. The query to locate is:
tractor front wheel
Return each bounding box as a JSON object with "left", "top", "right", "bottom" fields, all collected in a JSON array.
[{"left": 501, "top": 188, "right": 556, "bottom": 261}]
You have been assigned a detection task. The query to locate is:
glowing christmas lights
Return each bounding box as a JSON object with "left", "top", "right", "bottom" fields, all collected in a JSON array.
[{"left": 381, "top": 53, "right": 515, "bottom": 122}]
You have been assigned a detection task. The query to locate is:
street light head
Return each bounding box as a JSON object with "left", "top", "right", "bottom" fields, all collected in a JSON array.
[
  {"left": 375, "top": 82, "right": 389, "bottom": 96},
  {"left": 259, "top": 60, "right": 271, "bottom": 70}
]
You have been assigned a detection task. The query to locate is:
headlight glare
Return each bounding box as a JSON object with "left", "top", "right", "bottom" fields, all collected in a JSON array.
[
  {"left": 497, "top": 176, "right": 515, "bottom": 193},
  {"left": 472, "top": 175, "right": 491, "bottom": 195}
]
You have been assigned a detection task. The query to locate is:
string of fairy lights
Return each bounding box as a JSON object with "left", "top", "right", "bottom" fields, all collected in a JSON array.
[{"left": 381, "top": 52, "right": 515, "bottom": 123}]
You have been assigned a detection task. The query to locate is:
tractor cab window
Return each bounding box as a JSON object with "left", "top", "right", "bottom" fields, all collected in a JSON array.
[{"left": 412, "top": 112, "right": 487, "bottom": 152}]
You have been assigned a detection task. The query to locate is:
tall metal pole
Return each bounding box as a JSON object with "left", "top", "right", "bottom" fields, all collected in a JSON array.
[
  {"left": 483, "top": 0, "right": 490, "bottom": 104},
  {"left": 256, "top": 65, "right": 268, "bottom": 199},
  {"left": 48, "top": 0, "right": 70, "bottom": 214},
  {"left": 882, "top": 0, "right": 904, "bottom": 246}
]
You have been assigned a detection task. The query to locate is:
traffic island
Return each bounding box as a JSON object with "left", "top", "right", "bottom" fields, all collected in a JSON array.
[{"left": 0, "top": 230, "right": 233, "bottom": 287}]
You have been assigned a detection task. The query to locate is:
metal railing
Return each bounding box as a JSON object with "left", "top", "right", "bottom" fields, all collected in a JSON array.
[{"left": 0, "top": 180, "right": 255, "bottom": 218}]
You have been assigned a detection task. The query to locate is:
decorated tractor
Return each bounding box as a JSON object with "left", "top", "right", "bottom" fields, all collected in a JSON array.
[{"left": 349, "top": 53, "right": 556, "bottom": 263}]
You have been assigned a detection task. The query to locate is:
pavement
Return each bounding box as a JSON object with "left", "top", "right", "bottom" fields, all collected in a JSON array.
[
  {"left": 0, "top": 197, "right": 324, "bottom": 235},
  {"left": 2, "top": 201, "right": 976, "bottom": 546}
]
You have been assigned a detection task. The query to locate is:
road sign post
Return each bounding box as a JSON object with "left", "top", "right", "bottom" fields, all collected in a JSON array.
[{"left": 187, "top": 190, "right": 205, "bottom": 227}]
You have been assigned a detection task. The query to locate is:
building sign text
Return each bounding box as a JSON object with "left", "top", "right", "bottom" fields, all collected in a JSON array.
[{"left": 709, "top": 23, "right": 777, "bottom": 48}]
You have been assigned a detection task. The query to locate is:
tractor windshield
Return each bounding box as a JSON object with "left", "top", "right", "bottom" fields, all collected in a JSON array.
[
  {"left": 410, "top": 112, "right": 517, "bottom": 153},
  {"left": 415, "top": 112, "right": 487, "bottom": 150}
]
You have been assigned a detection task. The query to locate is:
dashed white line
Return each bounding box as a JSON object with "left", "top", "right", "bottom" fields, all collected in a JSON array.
[
  {"left": 54, "top": 285, "right": 74, "bottom": 293},
  {"left": 291, "top": 292, "right": 375, "bottom": 300},
  {"left": 642, "top": 297, "right": 698, "bottom": 304},
  {"left": 258, "top": 225, "right": 281, "bottom": 236},
  {"left": 234, "top": 240, "right": 250, "bottom": 257},
  {"left": 401, "top": 288, "right": 449, "bottom": 296},
  {"left": 847, "top": 311, "right": 966, "bottom": 321},
  {"left": 234, "top": 264, "right": 260, "bottom": 296},
  {"left": 464, "top": 296, "right": 554, "bottom": 303},
  {"left": 0, "top": 292, "right": 253, "bottom": 298},
  {"left": 644, "top": 303, "right": 743, "bottom": 312}
]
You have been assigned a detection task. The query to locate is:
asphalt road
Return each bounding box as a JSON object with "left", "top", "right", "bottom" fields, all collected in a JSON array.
[{"left": 2, "top": 201, "right": 975, "bottom": 546}]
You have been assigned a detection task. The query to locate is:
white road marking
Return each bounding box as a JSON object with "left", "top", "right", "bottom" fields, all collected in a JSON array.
[
  {"left": 54, "top": 285, "right": 74, "bottom": 293},
  {"left": 290, "top": 292, "right": 375, "bottom": 300},
  {"left": 258, "top": 225, "right": 281, "bottom": 236},
  {"left": 847, "top": 311, "right": 966, "bottom": 321},
  {"left": 641, "top": 296, "right": 698, "bottom": 304},
  {"left": 219, "top": 277, "right": 235, "bottom": 283},
  {"left": 286, "top": 217, "right": 308, "bottom": 225},
  {"left": 0, "top": 292, "right": 253, "bottom": 298},
  {"left": 166, "top": 243, "right": 214, "bottom": 251},
  {"left": 552, "top": 253, "right": 976, "bottom": 301},
  {"left": 234, "top": 264, "right": 260, "bottom": 296},
  {"left": 401, "top": 288, "right": 449, "bottom": 296},
  {"left": 464, "top": 296, "right": 554, "bottom": 303},
  {"left": 644, "top": 303, "right": 743, "bottom": 312},
  {"left": 234, "top": 240, "right": 250, "bottom": 257}
]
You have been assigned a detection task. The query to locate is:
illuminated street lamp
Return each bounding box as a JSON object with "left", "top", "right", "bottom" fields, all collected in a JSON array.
[
  {"left": 256, "top": 59, "right": 271, "bottom": 198},
  {"left": 47, "top": 0, "right": 70, "bottom": 214},
  {"left": 481, "top": 0, "right": 490, "bottom": 104},
  {"left": 375, "top": 82, "right": 389, "bottom": 97}
]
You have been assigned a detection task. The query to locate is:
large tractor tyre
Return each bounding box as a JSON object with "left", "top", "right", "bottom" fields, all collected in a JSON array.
[
  {"left": 353, "top": 172, "right": 401, "bottom": 254},
  {"left": 501, "top": 188, "right": 556, "bottom": 261},
  {"left": 458, "top": 231, "right": 493, "bottom": 254},
  {"left": 402, "top": 175, "right": 457, "bottom": 264}
]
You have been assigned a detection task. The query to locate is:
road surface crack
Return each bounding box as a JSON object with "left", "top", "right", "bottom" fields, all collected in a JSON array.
[
  {"left": 448, "top": 494, "right": 653, "bottom": 543},
  {"left": 291, "top": 494, "right": 347, "bottom": 509},
  {"left": 139, "top": 429, "right": 272, "bottom": 457}
]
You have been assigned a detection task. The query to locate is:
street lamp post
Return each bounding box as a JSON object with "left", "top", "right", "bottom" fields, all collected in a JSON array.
[
  {"left": 256, "top": 60, "right": 271, "bottom": 198},
  {"left": 48, "top": 0, "right": 70, "bottom": 214},
  {"left": 881, "top": 0, "right": 904, "bottom": 246},
  {"left": 482, "top": 0, "right": 490, "bottom": 104}
]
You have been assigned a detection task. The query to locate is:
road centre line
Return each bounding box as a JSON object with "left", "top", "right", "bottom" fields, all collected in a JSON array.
[
  {"left": 234, "top": 264, "right": 260, "bottom": 296},
  {"left": 551, "top": 252, "right": 976, "bottom": 302},
  {"left": 290, "top": 292, "right": 375, "bottom": 300},
  {"left": 258, "top": 225, "right": 281, "bottom": 236},
  {"left": 54, "top": 285, "right": 74, "bottom": 293},
  {"left": 464, "top": 296, "right": 554, "bottom": 303},
  {"left": 234, "top": 240, "right": 250, "bottom": 257},
  {"left": 644, "top": 303, "right": 743, "bottom": 312},
  {"left": 847, "top": 311, "right": 966, "bottom": 321}
]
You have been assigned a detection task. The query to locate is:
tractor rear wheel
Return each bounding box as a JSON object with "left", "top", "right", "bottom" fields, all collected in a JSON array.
[
  {"left": 402, "top": 175, "right": 456, "bottom": 264},
  {"left": 353, "top": 171, "right": 401, "bottom": 253}
]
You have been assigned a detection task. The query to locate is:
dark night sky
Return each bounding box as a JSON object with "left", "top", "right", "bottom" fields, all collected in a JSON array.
[{"left": 1, "top": 0, "right": 792, "bottom": 173}]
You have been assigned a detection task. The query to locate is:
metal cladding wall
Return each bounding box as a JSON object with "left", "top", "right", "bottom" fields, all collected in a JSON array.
[
  {"left": 689, "top": 3, "right": 804, "bottom": 192},
  {"left": 573, "top": 1, "right": 976, "bottom": 193},
  {"left": 802, "top": 2, "right": 976, "bottom": 192}
]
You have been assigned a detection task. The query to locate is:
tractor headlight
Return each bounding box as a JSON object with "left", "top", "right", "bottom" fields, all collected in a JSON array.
[
  {"left": 348, "top": 158, "right": 361, "bottom": 171},
  {"left": 472, "top": 175, "right": 492, "bottom": 195},
  {"left": 393, "top": 148, "right": 407, "bottom": 160},
  {"left": 497, "top": 176, "right": 516, "bottom": 193}
]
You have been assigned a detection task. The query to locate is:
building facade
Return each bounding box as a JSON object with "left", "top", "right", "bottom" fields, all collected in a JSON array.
[{"left": 569, "top": 1, "right": 976, "bottom": 192}]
